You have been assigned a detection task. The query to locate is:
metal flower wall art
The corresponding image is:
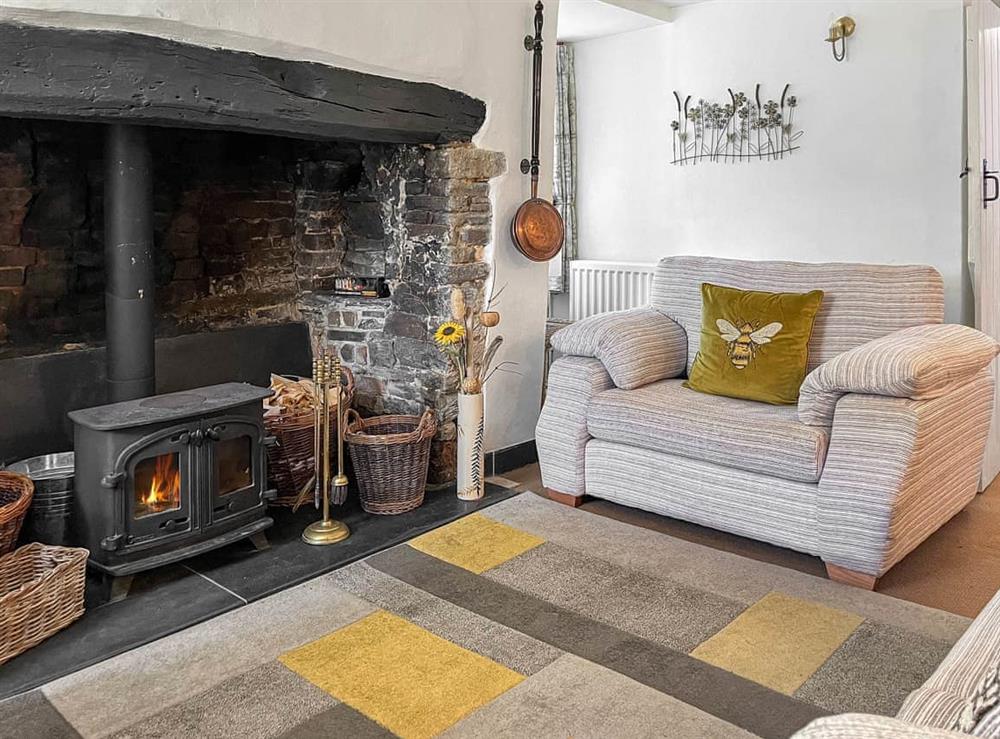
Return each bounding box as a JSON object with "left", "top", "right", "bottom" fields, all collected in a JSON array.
[{"left": 670, "top": 84, "right": 802, "bottom": 165}]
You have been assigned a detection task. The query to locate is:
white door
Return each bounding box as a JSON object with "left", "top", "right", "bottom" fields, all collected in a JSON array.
[{"left": 969, "top": 0, "right": 1000, "bottom": 487}]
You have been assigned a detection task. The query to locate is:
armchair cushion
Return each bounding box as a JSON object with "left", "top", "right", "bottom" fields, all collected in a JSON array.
[
  {"left": 550, "top": 308, "right": 687, "bottom": 390},
  {"left": 799, "top": 324, "right": 1000, "bottom": 427},
  {"left": 588, "top": 379, "right": 829, "bottom": 483}
]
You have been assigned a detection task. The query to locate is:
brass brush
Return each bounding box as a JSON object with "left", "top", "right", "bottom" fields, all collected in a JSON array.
[{"left": 332, "top": 356, "right": 349, "bottom": 506}]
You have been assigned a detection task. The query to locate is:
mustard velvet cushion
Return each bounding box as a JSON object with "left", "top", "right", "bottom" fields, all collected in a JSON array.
[{"left": 684, "top": 283, "right": 824, "bottom": 405}]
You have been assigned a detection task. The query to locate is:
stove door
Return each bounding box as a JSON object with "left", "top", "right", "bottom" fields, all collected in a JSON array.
[
  {"left": 125, "top": 426, "right": 198, "bottom": 545},
  {"left": 204, "top": 418, "right": 265, "bottom": 524}
]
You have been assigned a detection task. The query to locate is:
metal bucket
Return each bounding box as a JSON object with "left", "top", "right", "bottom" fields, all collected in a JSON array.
[{"left": 6, "top": 452, "right": 75, "bottom": 546}]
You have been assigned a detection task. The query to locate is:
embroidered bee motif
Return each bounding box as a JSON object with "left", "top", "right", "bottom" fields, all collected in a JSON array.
[{"left": 716, "top": 319, "right": 783, "bottom": 369}]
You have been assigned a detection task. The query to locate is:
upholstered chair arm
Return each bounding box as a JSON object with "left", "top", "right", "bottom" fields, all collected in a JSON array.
[
  {"left": 798, "top": 324, "right": 999, "bottom": 427},
  {"left": 897, "top": 588, "right": 1000, "bottom": 728},
  {"left": 536, "top": 356, "right": 614, "bottom": 498},
  {"left": 791, "top": 714, "right": 970, "bottom": 739},
  {"left": 550, "top": 308, "right": 687, "bottom": 390},
  {"left": 816, "top": 369, "right": 994, "bottom": 577}
]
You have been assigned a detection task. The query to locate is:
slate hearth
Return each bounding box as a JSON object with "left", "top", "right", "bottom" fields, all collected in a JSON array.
[{"left": 0, "top": 483, "right": 518, "bottom": 701}]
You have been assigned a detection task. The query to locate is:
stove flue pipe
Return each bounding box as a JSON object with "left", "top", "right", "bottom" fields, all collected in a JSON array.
[{"left": 104, "top": 124, "right": 155, "bottom": 403}]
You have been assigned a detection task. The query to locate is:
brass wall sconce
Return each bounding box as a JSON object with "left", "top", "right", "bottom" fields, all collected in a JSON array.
[{"left": 826, "top": 16, "right": 855, "bottom": 62}]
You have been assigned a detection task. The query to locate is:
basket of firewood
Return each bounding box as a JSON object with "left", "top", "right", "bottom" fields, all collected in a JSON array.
[{"left": 263, "top": 369, "right": 354, "bottom": 506}]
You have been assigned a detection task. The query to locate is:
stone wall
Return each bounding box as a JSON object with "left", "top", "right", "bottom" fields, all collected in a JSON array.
[{"left": 298, "top": 144, "right": 504, "bottom": 483}]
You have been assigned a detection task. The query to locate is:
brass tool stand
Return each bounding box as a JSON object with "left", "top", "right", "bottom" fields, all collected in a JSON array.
[{"left": 302, "top": 349, "right": 351, "bottom": 546}]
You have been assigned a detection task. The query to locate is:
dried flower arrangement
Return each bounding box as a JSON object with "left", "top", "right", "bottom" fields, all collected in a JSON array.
[
  {"left": 433, "top": 285, "right": 508, "bottom": 395},
  {"left": 670, "top": 83, "right": 802, "bottom": 165}
]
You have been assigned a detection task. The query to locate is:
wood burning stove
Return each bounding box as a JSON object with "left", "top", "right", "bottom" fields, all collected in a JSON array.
[
  {"left": 61, "top": 126, "right": 277, "bottom": 591},
  {"left": 69, "top": 383, "right": 274, "bottom": 579}
]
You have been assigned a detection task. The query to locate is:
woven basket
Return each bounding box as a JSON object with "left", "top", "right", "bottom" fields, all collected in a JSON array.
[
  {"left": 0, "top": 543, "right": 88, "bottom": 666},
  {"left": 264, "top": 368, "right": 355, "bottom": 506},
  {"left": 345, "top": 410, "right": 437, "bottom": 515},
  {"left": 0, "top": 472, "right": 34, "bottom": 555}
]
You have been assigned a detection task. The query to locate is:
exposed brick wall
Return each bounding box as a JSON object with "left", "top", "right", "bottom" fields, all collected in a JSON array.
[
  {"left": 0, "top": 125, "right": 380, "bottom": 353},
  {"left": 160, "top": 183, "right": 300, "bottom": 329},
  {"left": 154, "top": 134, "right": 369, "bottom": 333},
  {"left": 0, "top": 121, "right": 105, "bottom": 349},
  {"left": 0, "top": 139, "right": 33, "bottom": 343}
]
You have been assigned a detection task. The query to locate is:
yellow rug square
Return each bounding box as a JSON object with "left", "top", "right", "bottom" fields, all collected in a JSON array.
[
  {"left": 279, "top": 610, "right": 523, "bottom": 739},
  {"left": 691, "top": 591, "right": 863, "bottom": 694},
  {"left": 408, "top": 512, "right": 544, "bottom": 574}
]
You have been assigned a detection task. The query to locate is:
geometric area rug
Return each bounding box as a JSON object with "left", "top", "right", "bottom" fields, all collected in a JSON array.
[{"left": 3, "top": 493, "right": 970, "bottom": 739}]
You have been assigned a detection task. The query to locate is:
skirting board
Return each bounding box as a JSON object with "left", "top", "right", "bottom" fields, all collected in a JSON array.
[{"left": 486, "top": 440, "right": 537, "bottom": 476}]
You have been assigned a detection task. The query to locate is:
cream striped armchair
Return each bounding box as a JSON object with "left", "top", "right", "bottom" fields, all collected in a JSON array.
[{"left": 536, "top": 256, "right": 999, "bottom": 588}]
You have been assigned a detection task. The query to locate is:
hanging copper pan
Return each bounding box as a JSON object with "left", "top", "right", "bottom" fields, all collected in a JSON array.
[
  {"left": 511, "top": 1, "right": 564, "bottom": 263},
  {"left": 511, "top": 192, "right": 564, "bottom": 262}
]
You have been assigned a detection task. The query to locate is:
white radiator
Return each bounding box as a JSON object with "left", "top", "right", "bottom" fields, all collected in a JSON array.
[{"left": 568, "top": 260, "right": 656, "bottom": 320}]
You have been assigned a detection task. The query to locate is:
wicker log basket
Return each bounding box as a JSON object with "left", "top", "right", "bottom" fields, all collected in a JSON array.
[
  {"left": 0, "top": 543, "right": 88, "bottom": 666},
  {"left": 0, "top": 471, "right": 34, "bottom": 555},
  {"left": 345, "top": 409, "right": 437, "bottom": 515},
  {"left": 264, "top": 368, "right": 355, "bottom": 506}
]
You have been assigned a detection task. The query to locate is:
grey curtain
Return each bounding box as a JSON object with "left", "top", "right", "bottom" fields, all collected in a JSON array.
[{"left": 550, "top": 42, "right": 577, "bottom": 293}]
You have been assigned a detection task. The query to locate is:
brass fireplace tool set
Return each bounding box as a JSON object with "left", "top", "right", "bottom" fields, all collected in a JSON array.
[{"left": 301, "top": 348, "right": 351, "bottom": 546}]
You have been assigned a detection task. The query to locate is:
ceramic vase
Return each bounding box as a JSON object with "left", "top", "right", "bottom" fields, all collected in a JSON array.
[{"left": 457, "top": 392, "right": 485, "bottom": 500}]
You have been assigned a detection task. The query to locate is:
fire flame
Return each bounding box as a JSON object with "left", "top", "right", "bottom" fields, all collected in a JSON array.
[{"left": 141, "top": 454, "right": 181, "bottom": 510}]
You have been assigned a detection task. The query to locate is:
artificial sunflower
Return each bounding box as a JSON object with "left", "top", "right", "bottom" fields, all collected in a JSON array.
[{"left": 434, "top": 321, "right": 466, "bottom": 347}]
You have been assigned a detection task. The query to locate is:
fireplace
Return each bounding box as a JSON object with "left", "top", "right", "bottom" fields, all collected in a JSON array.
[
  {"left": 69, "top": 383, "right": 273, "bottom": 577},
  {"left": 0, "top": 23, "right": 501, "bottom": 576}
]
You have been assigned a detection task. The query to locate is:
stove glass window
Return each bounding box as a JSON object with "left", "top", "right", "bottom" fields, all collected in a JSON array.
[
  {"left": 216, "top": 435, "right": 253, "bottom": 495},
  {"left": 134, "top": 452, "right": 182, "bottom": 519}
]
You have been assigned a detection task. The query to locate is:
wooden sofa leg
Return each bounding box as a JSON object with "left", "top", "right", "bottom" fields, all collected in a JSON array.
[
  {"left": 826, "top": 563, "right": 878, "bottom": 591},
  {"left": 545, "top": 488, "right": 585, "bottom": 508}
]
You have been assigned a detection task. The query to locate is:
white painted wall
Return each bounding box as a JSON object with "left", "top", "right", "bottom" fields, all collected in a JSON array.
[
  {"left": 574, "top": 0, "right": 969, "bottom": 323},
  {"left": 0, "top": 0, "right": 557, "bottom": 452}
]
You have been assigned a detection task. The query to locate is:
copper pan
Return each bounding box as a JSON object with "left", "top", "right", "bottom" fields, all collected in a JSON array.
[
  {"left": 511, "top": 1, "right": 564, "bottom": 263},
  {"left": 512, "top": 194, "right": 564, "bottom": 262}
]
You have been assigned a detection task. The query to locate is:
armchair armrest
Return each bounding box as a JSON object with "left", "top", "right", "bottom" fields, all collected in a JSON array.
[
  {"left": 791, "top": 714, "right": 969, "bottom": 739},
  {"left": 799, "top": 324, "right": 999, "bottom": 427},
  {"left": 817, "top": 370, "right": 994, "bottom": 576},
  {"left": 536, "top": 356, "right": 614, "bottom": 497},
  {"left": 550, "top": 308, "right": 687, "bottom": 390}
]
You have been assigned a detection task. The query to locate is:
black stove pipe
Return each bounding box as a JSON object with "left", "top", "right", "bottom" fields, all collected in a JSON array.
[{"left": 104, "top": 124, "right": 155, "bottom": 403}]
